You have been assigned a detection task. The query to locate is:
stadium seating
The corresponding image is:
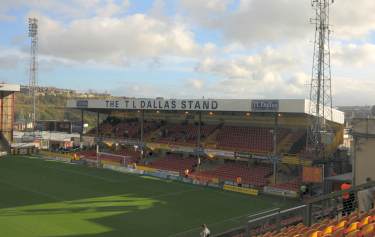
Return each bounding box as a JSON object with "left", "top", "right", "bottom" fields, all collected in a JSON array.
[
  {"left": 114, "top": 120, "right": 160, "bottom": 138},
  {"left": 113, "top": 148, "right": 141, "bottom": 164},
  {"left": 78, "top": 148, "right": 140, "bottom": 164},
  {"left": 146, "top": 154, "right": 197, "bottom": 175},
  {"left": 191, "top": 162, "right": 272, "bottom": 187},
  {"left": 113, "top": 121, "right": 139, "bottom": 138},
  {"left": 89, "top": 119, "right": 310, "bottom": 157},
  {"left": 268, "top": 177, "right": 302, "bottom": 192},
  {"left": 288, "top": 132, "right": 307, "bottom": 154},
  {"left": 89, "top": 118, "right": 160, "bottom": 139},
  {"left": 254, "top": 208, "right": 375, "bottom": 237},
  {"left": 156, "top": 124, "right": 217, "bottom": 145},
  {"left": 216, "top": 126, "right": 289, "bottom": 153}
]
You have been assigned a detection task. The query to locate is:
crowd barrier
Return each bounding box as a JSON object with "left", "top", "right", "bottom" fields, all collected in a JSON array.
[
  {"left": 103, "top": 164, "right": 144, "bottom": 175},
  {"left": 214, "top": 181, "right": 375, "bottom": 237},
  {"left": 40, "top": 151, "right": 73, "bottom": 161},
  {"left": 223, "top": 184, "right": 259, "bottom": 196},
  {"left": 263, "top": 186, "right": 298, "bottom": 198}
]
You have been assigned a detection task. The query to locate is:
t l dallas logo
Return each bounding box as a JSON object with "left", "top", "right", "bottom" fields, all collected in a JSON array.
[
  {"left": 76, "top": 100, "right": 88, "bottom": 108},
  {"left": 251, "top": 100, "right": 279, "bottom": 112}
]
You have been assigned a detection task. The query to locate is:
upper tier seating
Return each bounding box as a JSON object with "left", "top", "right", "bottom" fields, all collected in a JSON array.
[
  {"left": 113, "top": 121, "right": 139, "bottom": 138},
  {"left": 192, "top": 162, "right": 272, "bottom": 187},
  {"left": 156, "top": 124, "right": 217, "bottom": 145},
  {"left": 288, "top": 132, "right": 307, "bottom": 154},
  {"left": 216, "top": 126, "right": 288, "bottom": 153},
  {"left": 114, "top": 120, "right": 160, "bottom": 139},
  {"left": 89, "top": 118, "right": 160, "bottom": 139}
]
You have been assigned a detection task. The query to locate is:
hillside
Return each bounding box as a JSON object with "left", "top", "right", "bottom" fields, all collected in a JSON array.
[{"left": 15, "top": 91, "right": 109, "bottom": 129}]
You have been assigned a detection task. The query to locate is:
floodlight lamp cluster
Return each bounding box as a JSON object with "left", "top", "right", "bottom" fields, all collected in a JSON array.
[{"left": 28, "top": 18, "right": 38, "bottom": 37}]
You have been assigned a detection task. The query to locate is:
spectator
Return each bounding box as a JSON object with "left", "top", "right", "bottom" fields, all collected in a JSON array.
[
  {"left": 236, "top": 176, "right": 242, "bottom": 187},
  {"left": 341, "top": 182, "right": 354, "bottom": 216},
  {"left": 200, "top": 224, "right": 210, "bottom": 237},
  {"left": 184, "top": 169, "right": 189, "bottom": 178},
  {"left": 300, "top": 184, "right": 307, "bottom": 200}
]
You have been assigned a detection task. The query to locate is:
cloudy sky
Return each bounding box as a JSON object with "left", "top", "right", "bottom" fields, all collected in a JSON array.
[{"left": 0, "top": 0, "right": 374, "bottom": 106}]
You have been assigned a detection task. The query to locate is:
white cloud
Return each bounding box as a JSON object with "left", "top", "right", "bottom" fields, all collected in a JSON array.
[
  {"left": 333, "top": 43, "right": 375, "bottom": 67},
  {"left": 179, "top": 0, "right": 375, "bottom": 45},
  {"left": 180, "top": 0, "right": 311, "bottom": 45},
  {"left": 180, "top": 0, "right": 233, "bottom": 14},
  {"left": 197, "top": 47, "right": 297, "bottom": 79},
  {"left": 178, "top": 0, "right": 234, "bottom": 29},
  {"left": 0, "top": 55, "right": 20, "bottom": 69},
  {"left": 334, "top": 77, "right": 375, "bottom": 106},
  {"left": 96, "top": 0, "right": 126, "bottom": 17},
  {"left": 0, "top": 48, "right": 28, "bottom": 69},
  {"left": 0, "top": 0, "right": 129, "bottom": 20},
  {"left": 205, "top": 72, "right": 308, "bottom": 99},
  {"left": 192, "top": 46, "right": 309, "bottom": 100},
  {"left": 1, "top": 0, "right": 375, "bottom": 106},
  {"left": 187, "top": 78, "right": 204, "bottom": 90},
  {"left": 32, "top": 13, "right": 201, "bottom": 64},
  {"left": 332, "top": 0, "right": 375, "bottom": 39},
  {"left": 0, "top": 13, "right": 15, "bottom": 21}
]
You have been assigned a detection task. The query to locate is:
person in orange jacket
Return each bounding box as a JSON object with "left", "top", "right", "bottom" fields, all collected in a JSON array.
[
  {"left": 341, "top": 182, "right": 354, "bottom": 216},
  {"left": 236, "top": 176, "right": 242, "bottom": 187}
]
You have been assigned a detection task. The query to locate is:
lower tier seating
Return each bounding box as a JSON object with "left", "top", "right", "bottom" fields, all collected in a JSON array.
[
  {"left": 268, "top": 178, "right": 302, "bottom": 192},
  {"left": 78, "top": 149, "right": 140, "bottom": 164},
  {"left": 146, "top": 155, "right": 198, "bottom": 175},
  {"left": 192, "top": 163, "right": 272, "bottom": 187}
]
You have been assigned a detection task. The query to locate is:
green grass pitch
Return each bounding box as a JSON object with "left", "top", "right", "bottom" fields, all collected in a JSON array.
[{"left": 0, "top": 156, "right": 294, "bottom": 237}]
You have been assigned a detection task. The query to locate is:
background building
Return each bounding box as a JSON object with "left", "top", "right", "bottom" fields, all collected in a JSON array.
[
  {"left": 352, "top": 118, "right": 375, "bottom": 185},
  {"left": 0, "top": 84, "right": 20, "bottom": 152}
]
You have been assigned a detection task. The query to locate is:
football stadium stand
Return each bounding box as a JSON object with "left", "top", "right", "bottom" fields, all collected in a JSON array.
[
  {"left": 67, "top": 98, "right": 344, "bottom": 159},
  {"left": 66, "top": 98, "right": 345, "bottom": 196}
]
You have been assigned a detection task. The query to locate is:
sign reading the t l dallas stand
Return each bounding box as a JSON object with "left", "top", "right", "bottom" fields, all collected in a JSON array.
[
  {"left": 251, "top": 100, "right": 279, "bottom": 112},
  {"left": 75, "top": 99, "right": 221, "bottom": 111},
  {"left": 67, "top": 97, "right": 312, "bottom": 114},
  {"left": 71, "top": 98, "right": 281, "bottom": 112}
]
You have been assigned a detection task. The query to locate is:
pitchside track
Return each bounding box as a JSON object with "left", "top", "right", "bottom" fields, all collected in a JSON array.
[{"left": 0, "top": 156, "right": 294, "bottom": 237}]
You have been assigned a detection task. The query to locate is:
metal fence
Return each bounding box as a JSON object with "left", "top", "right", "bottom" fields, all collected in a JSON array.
[{"left": 214, "top": 181, "right": 375, "bottom": 237}]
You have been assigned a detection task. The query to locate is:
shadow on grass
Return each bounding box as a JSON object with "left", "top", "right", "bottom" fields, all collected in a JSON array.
[{"left": 0, "top": 156, "right": 295, "bottom": 237}]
